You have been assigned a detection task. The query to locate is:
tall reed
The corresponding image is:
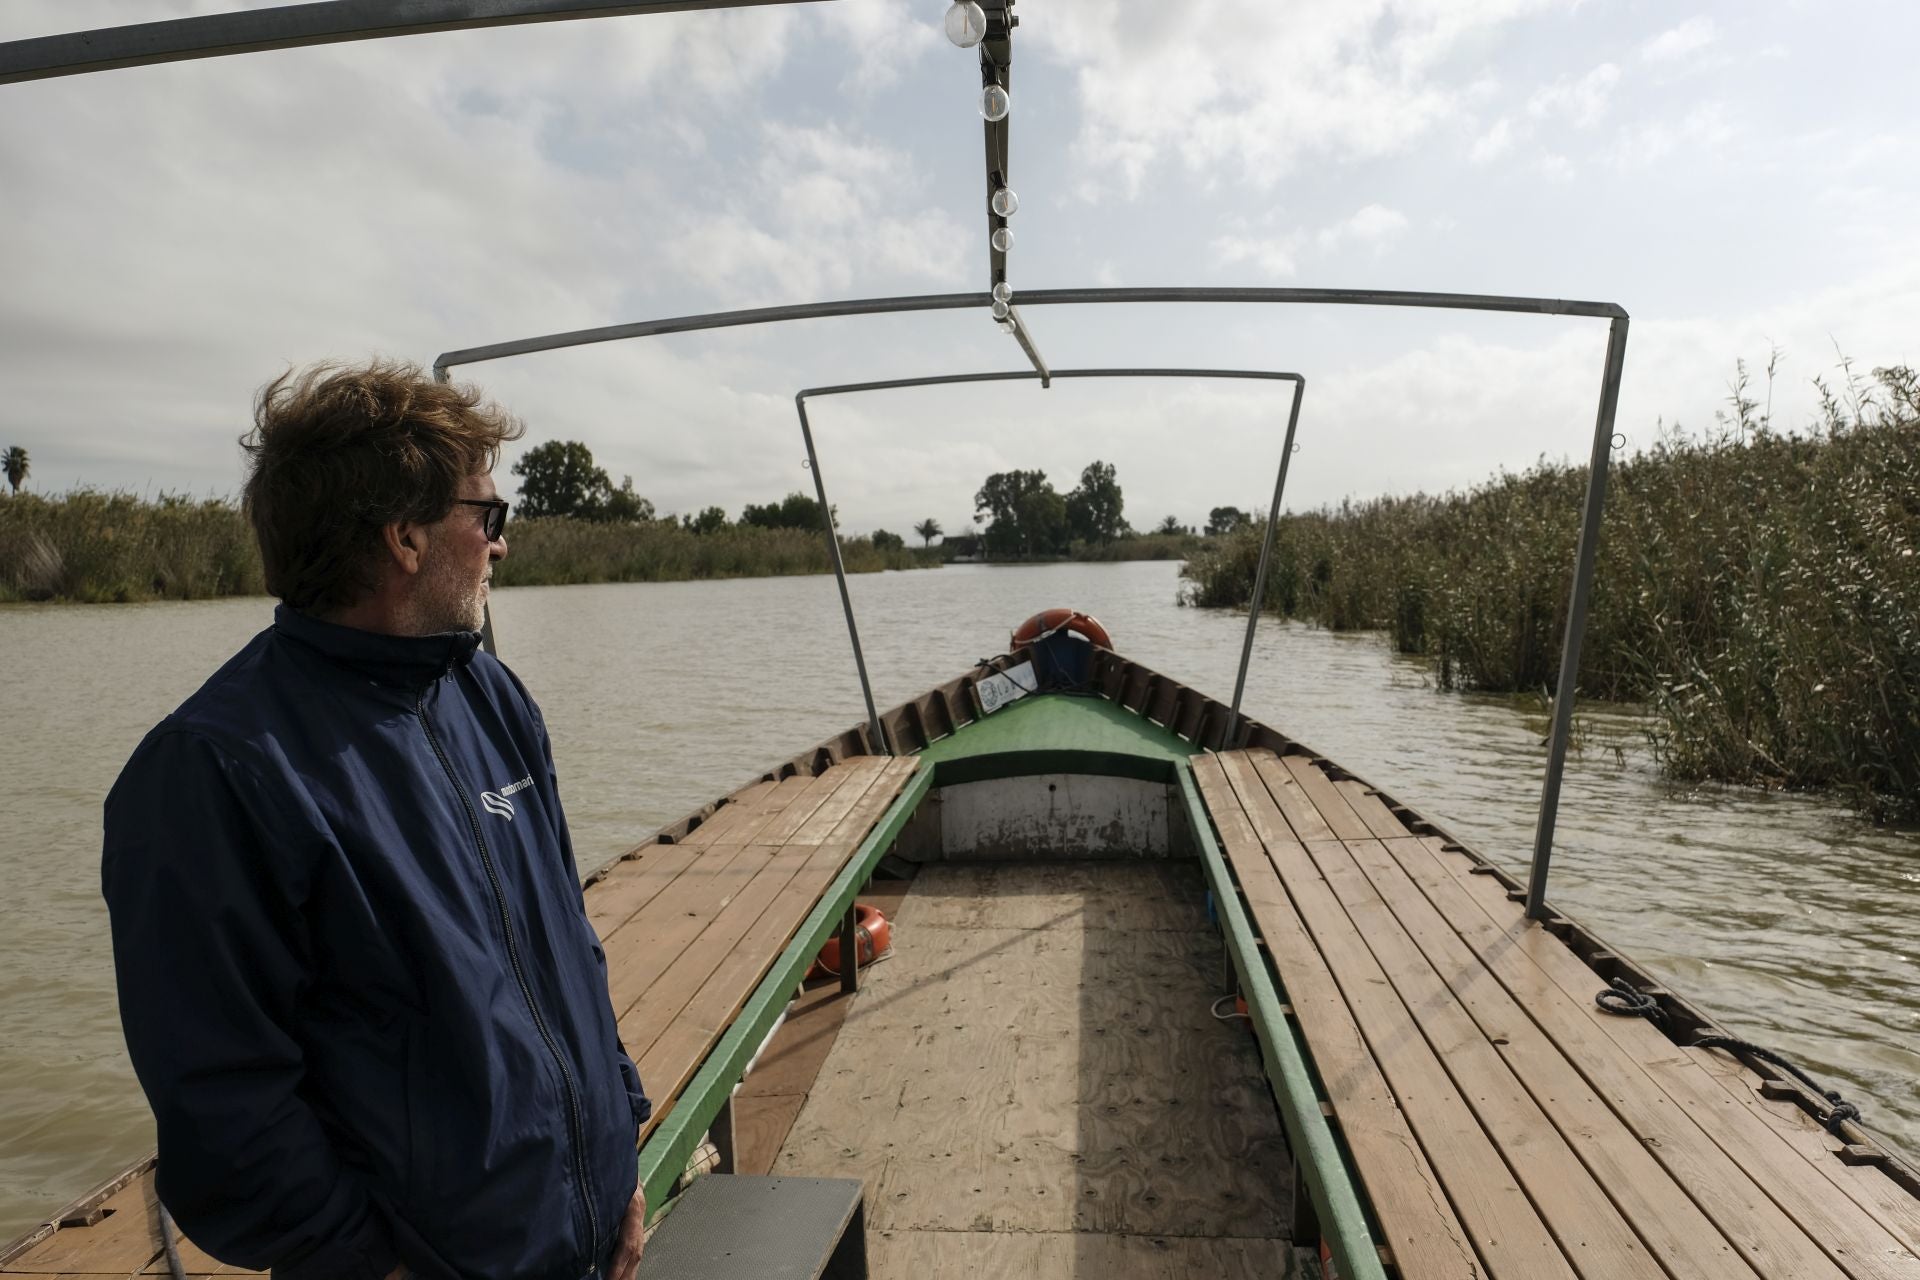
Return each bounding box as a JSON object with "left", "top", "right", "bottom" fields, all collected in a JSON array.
[
  {"left": 0, "top": 491, "right": 264, "bottom": 602},
  {"left": 1181, "top": 365, "right": 1920, "bottom": 818},
  {"left": 0, "top": 497, "right": 932, "bottom": 604}
]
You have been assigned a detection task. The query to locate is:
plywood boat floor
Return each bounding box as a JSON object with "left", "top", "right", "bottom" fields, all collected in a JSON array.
[
  {"left": 1195, "top": 748, "right": 1920, "bottom": 1280},
  {"left": 731, "top": 875, "right": 917, "bottom": 1176},
  {"left": 772, "top": 860, "right": 1303, "bottom": 1279},
  {"left": 2, "top": 755, "right": 919, "bottom": 1279}
]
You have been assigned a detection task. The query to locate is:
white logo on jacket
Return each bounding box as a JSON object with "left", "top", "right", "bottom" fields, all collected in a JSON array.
[{"left": 480, "top": 776, "right": 533, "bottom": 820}]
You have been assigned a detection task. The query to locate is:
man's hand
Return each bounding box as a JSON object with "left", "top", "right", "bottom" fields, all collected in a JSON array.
[{"left": 606, "top": 1185, "right": 647, "bottom": 1280}]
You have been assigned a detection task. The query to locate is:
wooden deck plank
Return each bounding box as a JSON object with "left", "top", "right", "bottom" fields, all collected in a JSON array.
[
  {"left": 1371, "top": 835, "right": 1879, "bottom": 1280},
  {"left": 1207, "top": 755, "right": 1578, "bottom": 1278},
  {"left": 1690, "top": 1053, "right": 1920, "bottom": 1260},
  {"left": 1192, "top": 755, "right": 1480, "bottom": 1279},
  {"left": 584, "top": 844, "right": 705, "bottom": 940},
  {"left": 1397, "top": 836, "right": 1920, "bottom": 1280},
  {"left": 785, "top": 755, "right": 893, "bottom": 845},
  {"left": 1301, "top": 837, "right": 1668, "bottom": 1280},
  {"left": 617, "top": 841, "right": 818, "bottom": 1056},
  {"left": 1332, "top": 778, "right": 1415, "bottom": 841},
  {"left": 1246, "top": 752, "right": 1335, "bottom": 843},
  {"left": 602, "top": 773, "right": 859, "bottom": 1015},
  {"left": 613, "top": 768, "right": 868, "bottom": 1032},
  {"left": 671, "top": 778, "right": 784, "bottom": 849},
  {"left": 1344, "top": 838, "right": 1798, "bottom": 1279},
  {"left": 4, "top": 1178, "right": 160, "bottom": 1275},
  {"left": 1279, "top": 755, "right": 1374, "bottom": 843},
  {"left": 634, "top": 759, "right": 916, "bottom": 1140}
]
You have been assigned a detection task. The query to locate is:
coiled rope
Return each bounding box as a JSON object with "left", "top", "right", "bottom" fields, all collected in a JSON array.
[{"left": 1594, "top": 978, "right": 1862, "bottom": 1135}]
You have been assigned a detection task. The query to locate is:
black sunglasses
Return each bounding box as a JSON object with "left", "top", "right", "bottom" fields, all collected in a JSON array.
[{"left": 454, "top": 498, "right": 510, "bottom": 540}]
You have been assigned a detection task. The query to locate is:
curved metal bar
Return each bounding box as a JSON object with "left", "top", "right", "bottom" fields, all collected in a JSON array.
[
  {"left": 796, "top": 366, "right": 1306, "bottom": 747},
  {"left": 0, "top": 0, "right": 820, "bottom": 86},
  {"left": 1524, "top": 315, "right": 1629, "bottom": 920},
  {"left": 432, "top": 285, "right": 1626, "bottom": 375},
  {"left": 793, "top": 393, "right": 890, "bottom": 756}
]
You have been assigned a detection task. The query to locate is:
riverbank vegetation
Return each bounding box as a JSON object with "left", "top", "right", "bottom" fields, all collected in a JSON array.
[
  {"left": 0, "top": 486, "right": 930, "bottom": 604},
  {"left": 1182, "top": 363, "right": 1920, "bottom": 818}
]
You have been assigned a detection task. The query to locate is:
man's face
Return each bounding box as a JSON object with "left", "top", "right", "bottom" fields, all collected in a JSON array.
[{"left": 413, "top": 473, "right": 508, "bottom": 634}]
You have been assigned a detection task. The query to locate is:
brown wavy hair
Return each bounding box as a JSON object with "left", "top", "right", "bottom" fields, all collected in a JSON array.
[{"left": 241, "top": 360, "right": 524, "bottom": 613}]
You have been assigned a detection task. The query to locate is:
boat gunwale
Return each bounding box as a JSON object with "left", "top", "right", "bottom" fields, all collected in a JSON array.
[{"left": 12, "top": 645, "right": 1915, "bottom": 1271}]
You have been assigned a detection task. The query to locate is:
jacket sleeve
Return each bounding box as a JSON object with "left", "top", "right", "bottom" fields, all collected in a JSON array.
[
  {"left": 101, "top": 730, "right": 399, "bottom": 1280},
  {"left": 523, "top": 691, "right": 652, "bottom": 1130}
]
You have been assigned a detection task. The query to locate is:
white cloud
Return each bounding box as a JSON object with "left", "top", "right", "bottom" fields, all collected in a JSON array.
[
  {"left": 1609, "top": 102, "right": 1734, "bottom": 168},
  {"left": 1317, "top": 204, "right": 1410, "bottom": 250},
  {"left": 1527, "top": 62, "right": 1621, "bottom": 128},
  {"left": 1642, "top": 17, "right": 1718, "bottom": 64},
  {"left": 1211, "top": 233, "right": 1301, "bottom": 278},
  {"left": 808, "top": 0, "right": 940, "bottom": 92},
  {"left": 1538, "top": 153, "right": 1576, "bottom": 182},
  {"left": 1471, "top": 117, "right": 1515, "bottom": 165},
  {"left": 1032, "top": 0, "right": 1572, "bottom": 196}
]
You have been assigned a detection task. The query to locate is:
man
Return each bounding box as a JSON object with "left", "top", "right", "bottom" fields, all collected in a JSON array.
[{"left": 102, "top": 361, "right": 648, "bottom": 1280}]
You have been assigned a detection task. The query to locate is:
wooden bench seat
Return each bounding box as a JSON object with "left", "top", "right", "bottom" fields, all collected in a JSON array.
[
  {"left": 1192, "top": 748, "right": 1920, "bottom": 1280},
  {"left": 2, "top": 755, "right": 919, "bottom": 1279}
]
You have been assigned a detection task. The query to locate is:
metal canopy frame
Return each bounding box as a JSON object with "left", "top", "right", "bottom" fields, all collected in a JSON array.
[
  {"left": 793, "top": 367, "right": 1305, "bottom": 755},
  {"left": 0, "top": 1, "right": 823, "bottom": 85},
  {"left": 436, "top": 285, "right": 1628, "bottom": 920},
  {"left": 2, "top": 3, "right": 1633, "bottom": 918}
]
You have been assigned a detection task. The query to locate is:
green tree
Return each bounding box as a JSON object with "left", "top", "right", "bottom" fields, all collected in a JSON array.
[
  {"left": 975, "top": 469, "right": 1067, "bottom": 558},
  {"left": 512, "top": 441, "right": 605, "bottom": 520},
  {"left": 1065, "top": 460, "right": 1126, "bottom": 545},
  {"left": 1155, "top": 514, "right": 1192, "bottom": 536},
  {"left": 913, "top": 517, "right": 943, "bottom": 546},
  {"left": 683, "top": 505, "right": 729, "bottom": 535},
  {"left": 584, "top": 475, "right": 655, "bottom": 524},
  {"left": 741, "top": 491, "right": 833, "bottom": 530},
  {"left": 871, "top": 528, "right": 905, "bottom": 551},
  {"left": 3, "top": 446, "right": 27, "bottom": 495},
  {"left": 1206, "top": 505, "right": 1252, "bottom": 536}
]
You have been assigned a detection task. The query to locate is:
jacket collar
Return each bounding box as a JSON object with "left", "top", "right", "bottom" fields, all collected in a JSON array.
[{"left": 273, "top": 603, "right": 482, "bottom": 690}]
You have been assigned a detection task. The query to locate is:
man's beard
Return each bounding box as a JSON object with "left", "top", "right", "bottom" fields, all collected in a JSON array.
[{"left": 412, "top": 544, "right": 486, "bottom": 635}]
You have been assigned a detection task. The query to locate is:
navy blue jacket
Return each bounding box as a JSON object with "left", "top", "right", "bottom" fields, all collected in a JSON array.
[{"left": 102, "top": 606, "right": 649, "bottom": 1280}]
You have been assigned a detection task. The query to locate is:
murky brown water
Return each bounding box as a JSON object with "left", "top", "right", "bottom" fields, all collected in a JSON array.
[{"left": 2, "top": 560, "right": 1915, "bottom": 1243}]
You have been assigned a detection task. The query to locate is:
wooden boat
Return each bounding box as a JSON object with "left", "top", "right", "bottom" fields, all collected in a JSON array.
[
  {"left": 7, "top": 6, "right": 1920, "bottom": 1278},
  {"left": 7, "top": 627, "right": 1919, "bottom": 1278}
]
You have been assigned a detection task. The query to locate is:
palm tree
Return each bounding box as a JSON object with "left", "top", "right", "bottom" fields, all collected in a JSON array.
[
  {"left": 2, "top": 446, "right": 27, "bottom": 495},
  {"left": 913, "top": 517, "right": 942, "bottom": 546}
]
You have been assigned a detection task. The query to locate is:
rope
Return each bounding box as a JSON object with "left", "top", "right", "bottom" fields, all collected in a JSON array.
[
  {"left": 1594, "top": 977, "right": 1664, "bottom": 1021},
  {"left": 1691, "top": 1034, "right": 1863, "bottom": 1135},
  {"left": 1594, "top": 981, "right": 1862, "bottom": 1135},
  {"left": 1210, "top": 994, "right": 1249, "bottom": 1022},
  {"left": 157, "top": 1203, "right": 187, "bottom": 1280}
]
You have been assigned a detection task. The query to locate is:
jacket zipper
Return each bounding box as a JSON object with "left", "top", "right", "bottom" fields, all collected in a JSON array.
[{"left": 416, "top": 691, "right": 602, "bottom": 1271}]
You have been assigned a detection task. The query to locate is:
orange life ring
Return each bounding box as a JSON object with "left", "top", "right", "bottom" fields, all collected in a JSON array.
[
  {"left": 1010, "top": 607, "right": 1113, "bottom": 651},
  {"left": 809, "top": 903, "right": 891, "bottom": 980}
]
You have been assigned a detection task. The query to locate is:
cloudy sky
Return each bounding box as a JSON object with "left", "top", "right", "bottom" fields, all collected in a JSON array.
[{"left": 4, "top": 0, "right": 1918, "bottom": 537}]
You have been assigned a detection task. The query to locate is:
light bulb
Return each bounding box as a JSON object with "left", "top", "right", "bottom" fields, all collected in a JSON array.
[
  {"left": 944, "top": 1, "right": 987, "bottom": 48},
  {"left": 990, "top": 186, "right": 1018, "bottom": 218},
  {"left": 997, "top": 318, "right": 1017, "bottom": 333},
  {"left": 991, "top": 226, "right": 1013, "bottom": 252},
  {"left": 980, "top": 83, "right": 1010, "bottom": 122},
  {"left": 992, "top": 281, "right": 1013, "bottom": 304},
  {"left": 990, "top": 298, "right": 1011, "bottom": 320}
]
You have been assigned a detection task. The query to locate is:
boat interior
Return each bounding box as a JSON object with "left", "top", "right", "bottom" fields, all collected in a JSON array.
[{"left": 5, "top": 5, "right": 1919, "bottom": 1279}]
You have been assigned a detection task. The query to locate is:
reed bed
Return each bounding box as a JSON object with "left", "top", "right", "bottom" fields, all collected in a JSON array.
[
  {"left": 1070, "top": 532, "right": 1203, "bottom": 562},
  {"left": 0, "top": 498, "right": 931, "bottom": 604},
  {"left": 0, "top": 491, "right": 264, "bottom": 603},
  {"left": 493, "top": 518, "right": 932, "bottom": 585},
  {"left": 1182, "top": 366, "right": 1920, "bottom": 819}
]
